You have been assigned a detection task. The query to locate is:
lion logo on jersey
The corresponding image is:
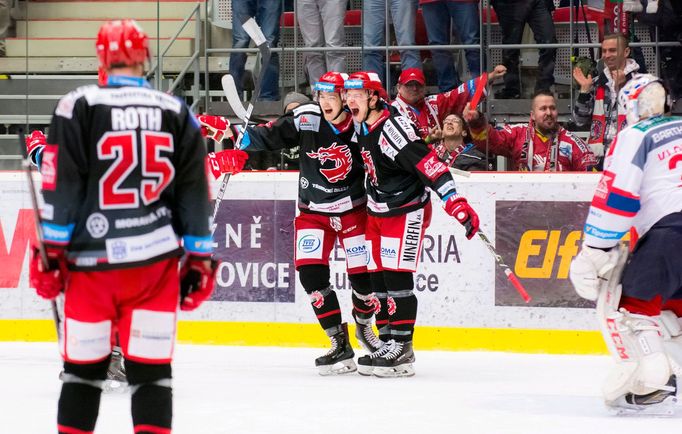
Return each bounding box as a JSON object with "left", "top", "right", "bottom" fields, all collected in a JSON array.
[
  {"left": 361, "top": 149, "right": 378, "bottom": 186},
  {"left": 306, "top": 143, "right": 352, "bottom": 183}
]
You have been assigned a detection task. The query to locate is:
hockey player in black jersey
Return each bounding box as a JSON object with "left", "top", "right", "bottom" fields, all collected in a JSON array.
[
  {"left": 344, "top": 71, "right": 480, "bottom": 377},
  {"left": 29, "top": 20, "right": 216, "bottom": 434},
  {"left": 216, "top": 72, "right": 383, "bottom": 375}
]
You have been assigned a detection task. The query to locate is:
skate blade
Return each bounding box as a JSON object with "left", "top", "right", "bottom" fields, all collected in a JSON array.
[
  {"left": 103, "top": 380, "right": 129, "bottom": 394},
  {"left": 317, "top": 359, "right": 357, "bottom": 376},
  {"left": 607, "top": 395, "right": 679, "bottom": 417},
  {"left": 373, "top": 363, "right": 415, "bottom": 378},
  {"left": 357, "top": 364, "right": 373, "bottom": 376}
]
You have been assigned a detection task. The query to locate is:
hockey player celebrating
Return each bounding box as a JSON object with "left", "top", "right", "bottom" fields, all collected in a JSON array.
[
  {"left": 569, "top": 73, "right": 682, "bottom": 414},
  {"left": 29, "top": 20, "right": 216, "bottom": 434},
  {"left": 344, "top": 71, "right": 480, "bottom": 377},
  {"left": 214, "top": 71, "right": 383, "bottom": 375}
]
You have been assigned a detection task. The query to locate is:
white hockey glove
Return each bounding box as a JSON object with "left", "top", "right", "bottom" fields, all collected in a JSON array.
[
  {"left": 569, "top": 245, "right": 620, "bottom": 301},
  {"left": 589, "top": 142, "right": 604, "bottom": 158}
]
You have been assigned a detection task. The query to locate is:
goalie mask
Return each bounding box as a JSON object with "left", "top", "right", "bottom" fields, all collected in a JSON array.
[{"left": 618, "top": 73, "right": 671, "bottom": 126}]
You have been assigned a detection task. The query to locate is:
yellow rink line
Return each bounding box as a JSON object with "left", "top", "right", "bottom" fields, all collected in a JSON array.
[{"left": 0, "top": 320, "right": 608, "bottom": 354}]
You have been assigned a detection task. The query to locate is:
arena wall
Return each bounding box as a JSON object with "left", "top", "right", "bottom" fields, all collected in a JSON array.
[{"left": 0, "top": 171, "right": 609, "bottom": 354}]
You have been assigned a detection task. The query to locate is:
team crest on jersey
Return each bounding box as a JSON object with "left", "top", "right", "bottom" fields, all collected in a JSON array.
[
  {"left": 307, "top": 143, "right": 352, "bottom": 183},
  {"left": 595, "top": 173, "right": 612, "bottom": 200},
  {"left": 416, "top": 154, "right": 447, "bottom": 181},
  {"left": 361, "top": 149, "right": 378, "bottom": 186},
  {"left": 590, "top": 120, "right": 603, "bottom": 140}
]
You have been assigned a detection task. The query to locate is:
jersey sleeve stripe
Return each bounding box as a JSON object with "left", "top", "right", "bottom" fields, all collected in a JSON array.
[
  {"left": 583, "top": 223, "right": 628, "bottom": 241},
  {"left": 41, "top": 222, "right": 75, "bottom": 245},
  {"left": 183, "top": 235, "right": 213, "bottom": 256}
]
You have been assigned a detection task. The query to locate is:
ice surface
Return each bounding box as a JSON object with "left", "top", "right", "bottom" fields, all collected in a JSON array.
[{"left": 1, "top": 342, "right": 680, "bottom": 433}]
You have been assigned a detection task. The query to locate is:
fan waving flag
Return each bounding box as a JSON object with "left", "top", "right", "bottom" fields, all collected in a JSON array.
[{"left": 469, "top": 72, "right": 488, "bottom": 109}]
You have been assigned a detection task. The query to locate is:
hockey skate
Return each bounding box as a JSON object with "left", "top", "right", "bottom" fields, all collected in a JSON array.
[
  {"left": 607, "top": 375, "right": 679, "bottom": 417},
  {"left": 315, "top": 323, "right": 357, "bottom": 376},
  {"left": 355, "top": 322, "right": 383, "bottom": 353},
  {"left": 373, "top": 340, "right": 415, "bottom": 378},
  {"left": 103, "top": 348, "right": 128, "bottom": 393},
  {"left": 357, "top": 339, "right": 395, "bottom": 376}
]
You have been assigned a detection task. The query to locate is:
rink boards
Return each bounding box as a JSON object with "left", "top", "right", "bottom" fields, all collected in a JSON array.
[{"left": 0, "top": 171, "right": 610, "bottom": 354}]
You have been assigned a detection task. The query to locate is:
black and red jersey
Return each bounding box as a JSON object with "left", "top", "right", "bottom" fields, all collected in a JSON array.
[
  {"left": 41, "top": 76, "right": 212, "bottom": 271},
  {"left": 241, "top": 102, "right": 366, "bottom": 215},
  {"left": 354, "top": 106, "right": 459, "bottom": 216}
]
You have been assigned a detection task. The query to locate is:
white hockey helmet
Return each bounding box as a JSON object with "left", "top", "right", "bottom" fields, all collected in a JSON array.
[{"left": 618, "top": 73, "right": 671, "bottom": 126}]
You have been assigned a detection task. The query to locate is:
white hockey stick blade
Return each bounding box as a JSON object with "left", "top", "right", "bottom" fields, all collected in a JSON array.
[
  {"left": 448, "top": 167, "right": 472, "bottom": 178},
  {"left": 242, "top": 17, "right": 267, "bottom": 47},
  {"left": 221, "top": 74, "right": 249, "bottom": 122}
]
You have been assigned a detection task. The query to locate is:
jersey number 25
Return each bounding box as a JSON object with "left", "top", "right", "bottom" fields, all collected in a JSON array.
[{"left": 97, "top": 131, "right": 175, "bottom": 209}]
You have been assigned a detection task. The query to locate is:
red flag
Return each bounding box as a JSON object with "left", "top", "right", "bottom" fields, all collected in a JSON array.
[{"left": 469, "top": 72, "right": 488, "bottom": 109}]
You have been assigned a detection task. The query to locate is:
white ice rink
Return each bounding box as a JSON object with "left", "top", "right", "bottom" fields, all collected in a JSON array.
[{"left": 2, "top": 342, "right": 680, "bottom": 434}]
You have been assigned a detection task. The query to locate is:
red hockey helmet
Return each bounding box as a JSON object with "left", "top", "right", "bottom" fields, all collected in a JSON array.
[
  {"left": 344, "top": 71, "right": 388, "bottom": 101},
  {"left": 313, "top": 71, "right": 348, "bottom": 94},
  {"left": 96, "top": 19, "right": 150, "bottom": 69}
]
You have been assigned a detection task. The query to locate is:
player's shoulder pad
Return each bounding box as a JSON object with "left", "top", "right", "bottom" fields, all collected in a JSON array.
[
  {"left": 389, "top": 114, "right": 421, "bottom": 142},
  {"left": 293, "top": 103, "right": 321, "bottom": 132},
  {"left": 54, "top": 84, "right": 98, "bottom": 120}
]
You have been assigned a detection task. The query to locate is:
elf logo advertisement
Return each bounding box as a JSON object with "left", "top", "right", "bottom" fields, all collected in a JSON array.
[{"left": 495, "top": 201, "right": 593, "bottom": 308}]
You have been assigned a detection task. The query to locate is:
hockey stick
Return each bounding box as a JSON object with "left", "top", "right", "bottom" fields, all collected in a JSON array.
[
  {"left": 17, "top": 130, "right": 62, "bottom": 338},
  {"left": 477, "top": 231, "right": 532, "bottom": 303},
  {"left": 211, "top": 17, "right": 272, "bottom": 226}
]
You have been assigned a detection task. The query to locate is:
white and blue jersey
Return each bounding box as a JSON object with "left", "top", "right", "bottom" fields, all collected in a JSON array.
[{"left": 584, "top": 115, "right": 682, "bottom": 248}]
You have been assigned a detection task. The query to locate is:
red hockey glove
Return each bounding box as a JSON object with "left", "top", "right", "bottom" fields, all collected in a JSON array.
[
  {"left": 195, "top": 114, "right": 232, "bottom": 142},
  {"left": 29, "top": 244, "right": 67, "bottom": 300},
  {"left": 25, "top": 130, "right": 47, "bottom": 166},
  {"left": 210, "top": 149, "right": 249, "bottom": 175},
  {"left": 444, "top": 195, "right": 480, "bottom": 240},
  {"left": 180, "top": 256, "right": 218, "bottom": 311}
]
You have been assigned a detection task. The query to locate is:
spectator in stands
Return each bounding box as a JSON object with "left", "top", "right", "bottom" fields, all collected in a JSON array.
[
  {"left": 464, "top": 89, "right": 597, "bottom": 171},
  {"left": 296, "top": 0, "right": 347, "bottom": 87},
  {"left": 279, "top": 91, "right": 311, "bottom": 169},
  {"left": 391, "top": 65, "right": 506, "bottom": 140},
  {"left": 572, "top": 32, "right": 640, "bottom": 170},
  {"left": 636, "top": 0, "right": 682, "bottom": 100},
  {"left": 362, "top": 0, "right": 420, "bottom": 86},
  {"left": 491, "top": 0, "right": 557, "bottom": 98},
  {"left": 431, "top": 113, "right": 491, "bottom": 170},
  {"left": 420, "top": 0, "right": 481, "bottom": 92},
  {"left": 230, "top": 0, "right": 282, "bottom": 101}
]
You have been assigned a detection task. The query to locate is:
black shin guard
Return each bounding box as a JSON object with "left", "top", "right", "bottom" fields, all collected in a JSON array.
[
  {"left": 299, "top": 264, "right": 342, "bottom": 335},
  {"left": 370, "top": 272, "right": 390, "bottom": 342},
  {"left": 349, "top": 272, "right": 376, "bottom": 324},
  {"left": 126, "top": 360, "right": 173, "bottom": 433},
  {"left": 131, "top": 384, "right": 173, "bottom": 433},
  {"left": 58, "top": 383, "right": 102, "bottom": 433},
  {"left": 384, "top": 271, "right": 417, "bottom": 342},
  {"left": 58, "top": 358, "right": 109, "bottom": 433}
]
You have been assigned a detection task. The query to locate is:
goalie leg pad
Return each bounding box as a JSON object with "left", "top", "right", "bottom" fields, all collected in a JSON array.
[{"left": 601, "top": 310, "right": 673, "bottom": 403}]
